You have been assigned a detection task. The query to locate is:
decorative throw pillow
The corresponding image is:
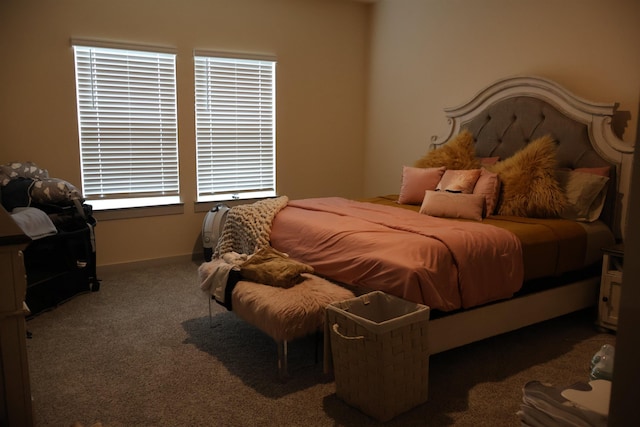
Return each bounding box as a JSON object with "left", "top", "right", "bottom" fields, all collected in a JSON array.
[
  {"left": 414, "top": 130, "right": 481, "bottom": 170},
  {"left": 490, "top": 135, "right": 567, "bottom": 217},
  {"left": 30, "top": 178, "right": 84, "bottom": 206},
  {"left": 479, "top": 156, "right": 500, "bottom": 166},
  {"left": 556, "top": 170, "right": 610, "bottom": 222},
  {"left": 0, "top": 161, "right": 49, "bottom": 186},
  {"left": 240, "top": 246, "right": 314, "bottom": 288},
  {"left": 419, "top": 190, "right": 485, "bottom": 221},
  {"left": 436, "top": 169, "right": 481, "bottom": 194},
  {"left": 574, "top": 166, "right": 610, "bottom": 177},
  {"left": 398, "top": 166, "right": 446, "bottom": 204},
  {"left": 473, "top": 168, "right": 501, "bottom": 216}
]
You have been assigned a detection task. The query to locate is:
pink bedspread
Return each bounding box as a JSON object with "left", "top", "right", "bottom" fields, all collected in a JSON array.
[{"left": 270, "top": 197, "right": 524, "bottom": 311}]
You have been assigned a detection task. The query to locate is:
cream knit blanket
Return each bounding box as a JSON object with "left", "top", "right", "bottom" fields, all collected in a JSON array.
[{"left": 213, "top": 196, "right": 289, "bottom": 258}]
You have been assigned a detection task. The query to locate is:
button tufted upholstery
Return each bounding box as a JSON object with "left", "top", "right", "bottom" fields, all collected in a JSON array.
[
  {"left": 463, "top": 97, "right": 610, "bottom": 170},
  {"left": 462, "top": 96, "right": 616, "bottom": 227}
]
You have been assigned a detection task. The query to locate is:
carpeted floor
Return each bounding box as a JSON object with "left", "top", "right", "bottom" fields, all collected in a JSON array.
[{"left": 25, "top": 259, "right": 615, "bottom": 426}]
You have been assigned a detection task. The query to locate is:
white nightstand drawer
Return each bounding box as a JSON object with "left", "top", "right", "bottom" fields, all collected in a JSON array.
[
  {"left": 598, "top": 244, "right": 623, "bottom": 331},
  {"left": 598, "top": 274, "right": 622, "bottom": 330}
]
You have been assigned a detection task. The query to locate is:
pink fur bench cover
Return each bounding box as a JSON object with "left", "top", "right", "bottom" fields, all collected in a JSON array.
[{"left": 231, "top": 273, "right": 355, "bottom": 342}]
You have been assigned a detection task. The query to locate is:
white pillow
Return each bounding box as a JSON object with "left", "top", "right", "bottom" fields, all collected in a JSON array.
[{"left": 556, "top": 170, "right": 609, "bottom": 222}]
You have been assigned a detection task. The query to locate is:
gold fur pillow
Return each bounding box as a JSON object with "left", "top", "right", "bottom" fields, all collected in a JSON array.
[
  {"left": 240, "top": 246, "right": 314, "bottom": 288},
  {"left": 414, "top": 129, "right": 481, "bottom": 170},
  {"left": 490, "top": 135, "right": 567, "bottom": 217}
]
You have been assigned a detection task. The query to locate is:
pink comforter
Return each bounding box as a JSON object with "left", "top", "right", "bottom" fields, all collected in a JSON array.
[{"left": 270, "top": 197, "right": 524, "bottom": 311}]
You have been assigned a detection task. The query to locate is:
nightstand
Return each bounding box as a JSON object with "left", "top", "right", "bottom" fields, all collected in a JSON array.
[{"left": 597, "top": 243, "right": 623, "bottom": 331}]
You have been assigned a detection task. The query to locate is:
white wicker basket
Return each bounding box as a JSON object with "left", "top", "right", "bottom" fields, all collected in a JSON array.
[{"left": 326, "top": 291, "right": 430, "bottom": 422}]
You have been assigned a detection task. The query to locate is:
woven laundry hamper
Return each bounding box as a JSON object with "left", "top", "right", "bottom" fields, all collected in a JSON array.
[{"left": 326, "top": 291, "right": 430, "bottom": 422}]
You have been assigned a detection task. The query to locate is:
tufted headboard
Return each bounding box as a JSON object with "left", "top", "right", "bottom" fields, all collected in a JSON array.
[{"left": 430, "top": 75, "right": 634, "bottom": 239}]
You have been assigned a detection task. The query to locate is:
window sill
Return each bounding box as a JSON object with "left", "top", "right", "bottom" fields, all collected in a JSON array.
[
  {"left": 92, "top": 203, "right": 184, "bottom": 221},
  {"left": 194, "top": 198, "right": 265, "bottom": 213},
  {"left": 195, "top": 191, "right": 279, "bottom": 213}
]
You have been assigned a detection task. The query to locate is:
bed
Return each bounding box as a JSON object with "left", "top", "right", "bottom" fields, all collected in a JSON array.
[{"left": 213, "top": 75, "right": 634, "bottom": 355}]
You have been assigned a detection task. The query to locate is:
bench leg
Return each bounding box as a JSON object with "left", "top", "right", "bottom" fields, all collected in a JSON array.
[
  {"left": 277, "top": 340, "right": 289, "bottom": 381},
  {"left": 208, "top": 297, "right": 213, "bottom": 328}
]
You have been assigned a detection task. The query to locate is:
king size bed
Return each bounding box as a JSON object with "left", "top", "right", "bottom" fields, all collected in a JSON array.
[{"left": 210, "top": 75, "right": 634, "bottom": 355}]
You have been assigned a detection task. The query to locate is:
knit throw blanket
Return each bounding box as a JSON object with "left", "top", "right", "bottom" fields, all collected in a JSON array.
[{"left": 213, "top": 196, "right": 289, "bottom": 258}]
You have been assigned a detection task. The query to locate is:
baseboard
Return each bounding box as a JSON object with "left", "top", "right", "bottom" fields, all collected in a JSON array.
[{"left": 97, "top": 253, "right": 204, "bottom": 276}]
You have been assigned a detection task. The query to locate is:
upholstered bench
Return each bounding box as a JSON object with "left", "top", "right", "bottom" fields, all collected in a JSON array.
[{"left": 208, "top": 273, "right": 355, "bottom": 379}]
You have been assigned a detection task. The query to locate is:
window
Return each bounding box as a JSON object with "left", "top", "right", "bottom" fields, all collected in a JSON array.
[
  {"left": 194, "top": 53, "right": 276, "bottom": 202},
  {"left": 72, "top": 43, "right": 179, "bottom": 210}
]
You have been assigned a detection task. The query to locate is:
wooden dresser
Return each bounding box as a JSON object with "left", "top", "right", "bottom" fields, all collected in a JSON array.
[{"left": 0, "top": 206, "right": 34, "bottom": 426}]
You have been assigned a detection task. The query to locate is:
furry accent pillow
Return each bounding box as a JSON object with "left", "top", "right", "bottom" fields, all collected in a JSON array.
[
  {"left": 414, "top": 130, "right": 481, "bottom": 170},
  {"left": 490, "top": 135, "right": 566, "bottom": 217},
  {"left": 240, "top": 246, "right": 314, "bottom": 288}
]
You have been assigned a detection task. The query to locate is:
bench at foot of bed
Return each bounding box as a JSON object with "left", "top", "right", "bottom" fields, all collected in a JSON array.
[{"left": 209, "top": 273, "right": 355, "bottom": 380}]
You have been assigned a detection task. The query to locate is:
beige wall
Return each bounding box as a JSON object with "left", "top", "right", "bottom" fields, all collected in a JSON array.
[
  {"left": 0, "top": 0, "right": 369, "bottom": 266},
  {"left": 3, "top": 0, "right": 639, "bottom": 268},
  {"left": 365, "top": 0, "right": 640, "bottom": 196}
]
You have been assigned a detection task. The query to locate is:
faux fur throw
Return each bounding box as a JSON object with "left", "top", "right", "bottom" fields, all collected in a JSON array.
[
  {"left": 232, "top": 273, "right": 355, "bottom": 342},
  {"left": 240, "top": 246, "right": 314, "bottom": 288},
  {"left": 213, "top": 196, "right": 289, "bottom": 258}
]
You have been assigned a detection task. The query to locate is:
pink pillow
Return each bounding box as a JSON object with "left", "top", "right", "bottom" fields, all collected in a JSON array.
[
  {"left": 574, "top": 166, "right": 610, "bottom": 177},
  {"left": 419, "top": 190, "right": 485, "bottom": 221},
  {"left": 398, "top": 166, "right": 446, "bottom": 205},
  {"left": 436, "top": 169, "right": 481, "bottom": 194},
  {"left": 479, "top": 156, "right": 500, "bottom": 166},
  {"left": 473, "top": 168, "right": 501, "bottom": 216}
]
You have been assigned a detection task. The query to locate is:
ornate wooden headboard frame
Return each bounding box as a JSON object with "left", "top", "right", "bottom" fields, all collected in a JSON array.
[{"left": 430, "top": 75, "right": 635, "bottom": 240}]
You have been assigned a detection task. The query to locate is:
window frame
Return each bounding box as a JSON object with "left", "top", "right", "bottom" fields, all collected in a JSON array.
[
  {"left": 194, "top": 51, "right": 277, "bottom": 203},
  {"left": 72, "top": 40, "right": 180, "bottom": 211}
]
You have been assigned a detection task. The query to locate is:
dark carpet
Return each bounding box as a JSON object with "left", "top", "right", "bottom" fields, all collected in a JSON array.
[{"left": 25, "top": 259, "right": 615, "bottom": 426}]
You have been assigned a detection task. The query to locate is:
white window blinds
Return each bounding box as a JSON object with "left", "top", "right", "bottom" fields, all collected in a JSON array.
[
  {"left": 194, "top": 54, "right": 276, "bottom": 201},
  {"left": 73, "top": 44, "right": 179, "bottom": 205}
]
